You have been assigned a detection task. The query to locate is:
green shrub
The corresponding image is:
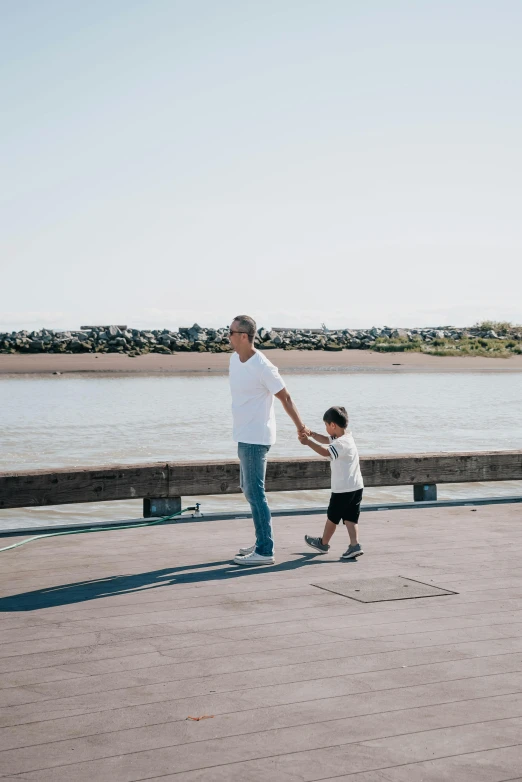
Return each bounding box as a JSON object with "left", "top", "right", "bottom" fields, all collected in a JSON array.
[
  {"left": 426, "top": 348, "right": 463, "bottom": 357},
  {"left": 474, "top": 320, "right": 517, "bottom": 334},
  {"left": 374, "top": 342, "right": 416, "bottom": 352},
  {"left": 370, "top": 332, "right": 520, "bottom": 357}
]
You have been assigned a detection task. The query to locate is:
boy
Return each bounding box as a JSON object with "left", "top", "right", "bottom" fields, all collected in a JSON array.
[{"left": 299, "top": 406, "right": 364, "bottom": 559}]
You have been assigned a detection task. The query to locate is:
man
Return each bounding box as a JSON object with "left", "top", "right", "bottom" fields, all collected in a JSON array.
[{"left": 229, "top": 315, "right": 307, "bottom": 566}]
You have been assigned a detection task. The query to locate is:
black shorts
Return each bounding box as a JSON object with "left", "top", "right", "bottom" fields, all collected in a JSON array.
[{"left": 327, "top": 489, "right": 363, "bottom": 525}]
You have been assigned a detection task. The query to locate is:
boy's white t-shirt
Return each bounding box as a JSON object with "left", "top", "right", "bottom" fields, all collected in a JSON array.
[
  {"left": 229, "top": 351, "right": 285, "bottom": 445},
  {"left": 327, "top": 432, "right": 364, "bottom": 493}
]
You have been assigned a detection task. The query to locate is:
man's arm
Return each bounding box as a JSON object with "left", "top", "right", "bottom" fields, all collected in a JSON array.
[
  {"left": 274, "top": 387, "right": 306, "bottom": 431},
  {"left": 298, "top": 433, "right": 330, "bottom": 458}
]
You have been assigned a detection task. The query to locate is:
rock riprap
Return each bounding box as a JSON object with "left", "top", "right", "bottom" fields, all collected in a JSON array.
[{"left": 1, "top": 324, "right": 521, "bottom": 355}]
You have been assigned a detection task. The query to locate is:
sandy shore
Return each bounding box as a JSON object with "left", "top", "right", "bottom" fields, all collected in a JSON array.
[{"left": 1, "top": 349, "right": 522, "bottom": 376}]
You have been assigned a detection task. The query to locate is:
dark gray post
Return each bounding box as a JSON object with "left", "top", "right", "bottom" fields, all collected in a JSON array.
[
  {"left": 413, "top": 484, "right": 437, "bottom": 502},
  {"left": 143, "top": 497, "right": 182, "bottom": 518}
]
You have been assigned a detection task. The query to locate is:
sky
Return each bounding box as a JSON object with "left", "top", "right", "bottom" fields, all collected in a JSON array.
[{"left": 1, "top": 0, "right": 521, "bottom": 332}]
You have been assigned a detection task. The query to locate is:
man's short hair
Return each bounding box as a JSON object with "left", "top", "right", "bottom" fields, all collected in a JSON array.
[
  {"left": 323, "top": 406, "right": 349, "bottom": 428},
  {"left": 232, "top": 315, "right": 257, "bottom": 344}
]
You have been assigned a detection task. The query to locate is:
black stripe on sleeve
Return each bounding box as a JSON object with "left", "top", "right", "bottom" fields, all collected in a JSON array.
[{"left": 330, "top": 445, "right": 339, "bottom": 459}]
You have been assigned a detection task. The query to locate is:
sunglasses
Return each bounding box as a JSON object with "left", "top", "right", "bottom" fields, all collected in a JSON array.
[{"left": 229, "top": 330, "right": 249, "bottom": 336}]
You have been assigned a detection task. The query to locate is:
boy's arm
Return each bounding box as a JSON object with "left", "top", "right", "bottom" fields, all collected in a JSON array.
[
  {"left": 298, "top": 433, "right": 330, "bottom": 458},
  {"left": 308, "top": 430, "right": 330, "bottom": 444}
]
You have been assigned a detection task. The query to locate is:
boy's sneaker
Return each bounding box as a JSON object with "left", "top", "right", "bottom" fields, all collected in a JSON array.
[
  {"left": 234, "top": 551, "right": 275, "bottom": 566},
  {"left": 342, "top": 544, "right": 363, "bottom": 560},
  {"left": 238, "top": 544, "right": 255, "bottom": 555},
  {"left": 305, "top": 535, "right": 330, "bottom": 554}
]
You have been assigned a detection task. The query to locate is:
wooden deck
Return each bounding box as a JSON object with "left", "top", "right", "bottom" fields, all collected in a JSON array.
[{"left": 1, "top": 503, "right": 522, "bottom": 781}]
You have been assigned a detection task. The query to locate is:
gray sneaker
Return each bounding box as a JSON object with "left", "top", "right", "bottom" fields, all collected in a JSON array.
[
  {"left": 305, "top": 535, "right": 330, "bottom": 554},
  {"left": 342, "top": 544, "right": 363, "bottom": 560}
]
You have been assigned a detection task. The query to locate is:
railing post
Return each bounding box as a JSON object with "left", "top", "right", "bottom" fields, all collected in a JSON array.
[
  {"left": 413, "top": 483, "right": 437, "bottom": 502},
  {"left": 143, "top": 497, "right": 182, "bottom": 518}
]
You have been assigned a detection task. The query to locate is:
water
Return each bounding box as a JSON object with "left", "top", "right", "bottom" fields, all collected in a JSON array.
[{"left": 1, "top": 373, "right": 521, "bottom": 529}]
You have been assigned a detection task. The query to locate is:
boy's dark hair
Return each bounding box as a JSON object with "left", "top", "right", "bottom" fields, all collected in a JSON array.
[
  {"left": 323, "top": 406, "right": 349, "bottom": 428},
  {"left": 232, "top": 314, "right": 257, "bottom": 344}
]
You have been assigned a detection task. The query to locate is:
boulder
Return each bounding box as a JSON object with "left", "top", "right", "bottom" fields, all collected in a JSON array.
[
  {"left": 325, "top": 342, "right": 343, "bottom": 351},
  {"left": 4, "top": 323, "right": 520, "bottom": 355},
  {"left": 188, "top": 325, "right": 207, "bottom": 342}
]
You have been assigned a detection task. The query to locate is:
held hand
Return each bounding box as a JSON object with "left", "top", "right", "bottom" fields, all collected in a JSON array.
[
  {"left": 297, "top": 424, "right": 311, "bottom": 436},
  {"left": 298, "top": 431, "right": 310, "bottom": 445}
]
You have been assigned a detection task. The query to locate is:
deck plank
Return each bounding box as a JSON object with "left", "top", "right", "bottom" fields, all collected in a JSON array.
[{"left": 1, "top": 502, "right": 522, "bottom": 780}]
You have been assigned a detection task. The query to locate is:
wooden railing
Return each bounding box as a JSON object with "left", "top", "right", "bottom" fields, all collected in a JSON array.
[{"left": 0, "top": 451, "right": 520, "bottom": 511}]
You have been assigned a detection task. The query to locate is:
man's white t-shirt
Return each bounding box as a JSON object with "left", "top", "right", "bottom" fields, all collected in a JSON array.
[
  {"left": 229, "top": 351, "right": 285, "bottom": 445},
  {"left": 327, "top": 432, "right": 364, "bottom": 493}
]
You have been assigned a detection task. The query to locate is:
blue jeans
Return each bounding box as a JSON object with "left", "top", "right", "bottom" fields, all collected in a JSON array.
[{"left": 238, "top": 442, "right": 273, "bottom": 557}]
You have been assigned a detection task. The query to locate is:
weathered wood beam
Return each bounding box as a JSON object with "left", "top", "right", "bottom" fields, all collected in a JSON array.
[
  {"left": 0, "top": 464, "right": 169, "bottom": 510},
  {"left": 0, "top": 451, "right": 520, "bottom": 510},
  {"left": 361, "top": 451, "right": 522, "bottom": 487}
]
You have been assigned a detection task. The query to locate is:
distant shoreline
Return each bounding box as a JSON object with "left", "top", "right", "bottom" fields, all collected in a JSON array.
[{"left": 2, "top": 350, "right": 522, "bottom": 376}]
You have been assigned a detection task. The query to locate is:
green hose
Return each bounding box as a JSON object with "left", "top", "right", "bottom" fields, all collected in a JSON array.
[{"left": 0, "top": 506, "right": 196, "bottom": 553}]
